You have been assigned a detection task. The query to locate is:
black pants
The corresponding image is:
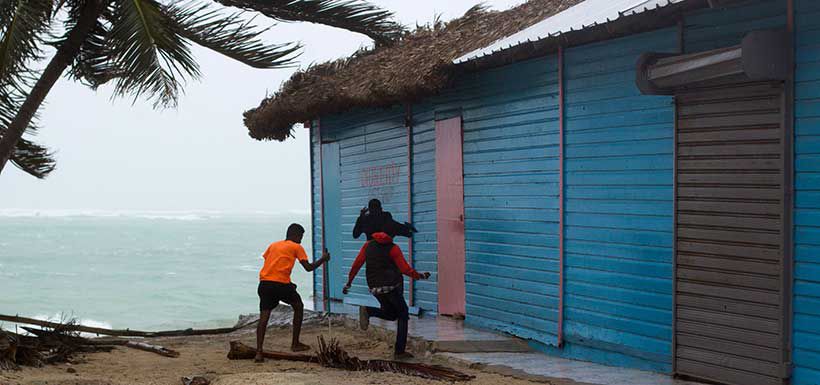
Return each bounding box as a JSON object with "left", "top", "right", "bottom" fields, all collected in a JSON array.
[{"left": 366, "top": 288, "right": 409, "bottom": 354}]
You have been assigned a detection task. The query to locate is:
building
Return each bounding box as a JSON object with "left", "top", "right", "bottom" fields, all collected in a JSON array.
[{"left": 242, "top": 0, "right": 820, "bottom": 384}]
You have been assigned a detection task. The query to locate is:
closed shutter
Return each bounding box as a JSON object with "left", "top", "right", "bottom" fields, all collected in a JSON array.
[{"left": 675, "top": 81, "right": 786, "bottom": 385}]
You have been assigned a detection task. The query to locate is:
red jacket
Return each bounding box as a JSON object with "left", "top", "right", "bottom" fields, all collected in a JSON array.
[{"left": 347, "top": 232, "right": 422, "bottom": 285}]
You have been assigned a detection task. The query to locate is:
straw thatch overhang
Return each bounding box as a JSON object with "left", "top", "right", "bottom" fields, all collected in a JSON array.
[
  {"left": 244, "top": 0, "right": 724, "bottom": 141},
  {"left": 244, "top": 0, "right": 583, "bottom": 141}
]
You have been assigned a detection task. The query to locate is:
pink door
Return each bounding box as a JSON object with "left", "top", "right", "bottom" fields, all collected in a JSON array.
[{"left": 435, "top": 116, "right": 466, "bottom": 316}]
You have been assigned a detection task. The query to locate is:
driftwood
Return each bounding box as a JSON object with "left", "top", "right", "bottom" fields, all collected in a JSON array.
[
  {"left": 0, "top": 322, "right": 180, "bottom": 371},
  {"left": 125, "top": 341, "right": 179, "bottom": 358},
  {"left": 22, "top": 326, "right": 179, "bottom": 358},
  {"left": 227, "top": 339, "right": 474, "bottom": 382},
  {"left": 227, "top": 341, "right": 315, "bottom": 362},
  {"left": 0, "top": 314, "right": 255, "bottom": 338}
]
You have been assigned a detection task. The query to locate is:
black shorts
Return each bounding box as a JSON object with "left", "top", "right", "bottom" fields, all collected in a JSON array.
[{"left": 258, "top": 281, "right": 301, "bottom": 311}]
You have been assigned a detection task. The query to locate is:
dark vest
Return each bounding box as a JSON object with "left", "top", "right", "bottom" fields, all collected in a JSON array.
[{"left": 365, "top": 240, "right": 402, "bottom": 289}]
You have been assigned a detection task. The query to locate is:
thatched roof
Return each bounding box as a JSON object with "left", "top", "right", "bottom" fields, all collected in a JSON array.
[{"left": 244, "top": 0, "right": 583, "bottom": 141}]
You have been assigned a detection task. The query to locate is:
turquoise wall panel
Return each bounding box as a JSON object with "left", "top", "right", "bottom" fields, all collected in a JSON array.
[
  {"left": 794, "top": 0, "right": 820, "bottom": 383},
  {"left": 561, "top": 27, "right": 677, "bottom": 373},
  {"left": 444, "top": 56, "right": 561, "bottom": 346}
]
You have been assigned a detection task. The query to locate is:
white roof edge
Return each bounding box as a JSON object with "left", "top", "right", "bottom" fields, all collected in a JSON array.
[{"left": 454, "top": 0, "right": 686, "bottom": 65}]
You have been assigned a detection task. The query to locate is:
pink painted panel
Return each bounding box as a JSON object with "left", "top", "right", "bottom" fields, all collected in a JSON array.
[{"left": 435, "top": 116, "right": 466, "bottom": 316}]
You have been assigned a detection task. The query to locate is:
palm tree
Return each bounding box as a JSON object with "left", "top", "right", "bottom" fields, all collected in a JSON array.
[{"left": 0, "top": 0, "right": 403, "bottom": 178}]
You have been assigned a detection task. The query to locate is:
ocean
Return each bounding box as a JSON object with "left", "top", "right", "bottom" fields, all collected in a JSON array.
[{"left": 0, "top": 210, "right": 313, "bottom": 331}]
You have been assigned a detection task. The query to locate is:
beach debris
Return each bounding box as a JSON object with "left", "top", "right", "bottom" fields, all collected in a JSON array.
[
  {"left": 124, "top": 341, "right": 180, "bottom": 358},
  {"left": 0, "top": 317, "right": 183, "bottom": 370},
  {"left": 23, "top": 326, "right": 179, "bottom": 358},
  {"left": 0, "top": 314, "right": 257, "bottom": 338},
  {"left": 182, "top": 375, "right": 211, "bottom": 385},
  {"left": 0, "top": 321, "right": 81, "bottom": 369},
  {"left": 227, "top": 341, "right": 315, "bottom": 362},
  {"left": 316, "top": 336, "right": 474, "bottom": 381},
  {"left": 0, "top": 331, "right": 22, "bottom": 370},
  {"left": 226, "top": 338, "right": 475, "bottom": 382}
]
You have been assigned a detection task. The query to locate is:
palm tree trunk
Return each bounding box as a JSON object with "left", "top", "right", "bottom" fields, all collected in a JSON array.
[{"left": 0, "top": 0, "right": 103, "bottom": 177}]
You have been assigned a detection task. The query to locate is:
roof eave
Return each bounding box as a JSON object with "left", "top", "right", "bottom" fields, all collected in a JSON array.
[{"left": 455, "top": 0, "right": 711, "bottom": 72}]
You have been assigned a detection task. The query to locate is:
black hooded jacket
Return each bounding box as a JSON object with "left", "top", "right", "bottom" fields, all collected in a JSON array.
[{"left": 352, "top": 211, "right": 414, "bottom": 240}]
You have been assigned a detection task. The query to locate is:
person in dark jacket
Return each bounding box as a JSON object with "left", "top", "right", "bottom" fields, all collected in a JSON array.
[
  {"left": 343, "top": 232, "right": 429, "bottom": 360},
  {"left": 353, "top": 199, "right": 417, "bottom": 240}
]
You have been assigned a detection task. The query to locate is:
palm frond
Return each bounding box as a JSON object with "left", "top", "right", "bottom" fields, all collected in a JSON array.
[
  {"left": 106, "top": 0, "right": 199, "bottom": 108},
  {"left": 0, "top": 89, "right": 55, "bottom": 178},
  {"left": 0, "top": 0, "right": 56, "bottom": 178},
  {"left": 63, "top": 1, "right": 120, "bottom": 88},
  {"left": 212, "top": 0, "right": 404, "bottom": 46},
  {"left": 166, "top": 1, "right": 301, "bottom": 69},
  {"left": 11, "top": 136, "right": 55, "bottom": 178},
  {"left": 0, "top": 0, "right": 54, "bottom": 92}
]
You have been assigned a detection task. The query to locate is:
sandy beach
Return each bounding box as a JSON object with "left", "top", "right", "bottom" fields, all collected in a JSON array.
[{"left": 0, "top": 315, "right": 582, "bottom": 385}]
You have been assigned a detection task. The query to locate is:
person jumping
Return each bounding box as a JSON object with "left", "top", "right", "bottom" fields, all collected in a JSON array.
[
  {"left": 255, "top": 223, "right": 329, "bottom": 362},
  {"left": 353, "top": 199, "right": 417, "bottom": 240},
  {"left": 343, "top": 231, "right": 430, "bottom": 360}
]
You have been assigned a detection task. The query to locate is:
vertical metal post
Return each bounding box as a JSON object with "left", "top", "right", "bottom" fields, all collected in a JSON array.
[
  {"left": 308, "top": 121, "right": 317, "bottom": 311},
  {"left": 557, "top": 45, "right": 565, "bottom": 348},
  {"left": 406, "top": 104, "right": 415, "bottom": 307},
  {"left": 782, "top": 0, "right": 795, "bottom": 378},
  {"left": 671, "top": 17, "right": 684, "bottom": 376},
  {"left": 317, "top": 119, "right": 329, "bottom": 313}
]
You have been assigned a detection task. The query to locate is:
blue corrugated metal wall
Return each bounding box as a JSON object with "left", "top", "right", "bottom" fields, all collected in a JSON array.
[
  {"left": 556, "top": 28, "right": 677, "bottom": 373},
  {"left": 447, "top": 56, "right": 561, "bottom": 345},
  {"left": 312, "top": 107, "right": 441, "bottom": 314},
  {"left": 794, "top": 0, "right": 820, "bottom": 383},
  {"left": 683, "top": 0, "right": 787, "bottom": 53},
  {"left": 318, "top": 107, "right": 412, "bottom": 305},
  {"left": 306, "top": 0, "right": 816, "bottom": 380},
  {"left": 409, "top": 104, "right": 439, "bottom": 311}
]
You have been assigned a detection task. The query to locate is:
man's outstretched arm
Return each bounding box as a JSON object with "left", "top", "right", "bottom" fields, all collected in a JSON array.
[
  {"left": 343, "top": 243, "right": 368, "bottom": 294},
  {"left": 299, "top": 249, "right": 330, "bottom": 272}
]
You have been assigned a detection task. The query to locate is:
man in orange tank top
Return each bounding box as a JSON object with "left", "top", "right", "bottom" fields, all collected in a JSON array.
[{"left": 255, "top": 223, "right": 329, "bottom": 362}]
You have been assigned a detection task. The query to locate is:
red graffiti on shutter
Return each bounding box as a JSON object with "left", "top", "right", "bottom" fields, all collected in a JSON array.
[{"left": 360, "top": 163, "right": 400, "bottom": 187}]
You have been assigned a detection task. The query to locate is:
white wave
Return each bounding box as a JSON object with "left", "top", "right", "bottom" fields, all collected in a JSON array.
[
  {"left": 4, "top": 314, "right": 114, "bottom": 338},
  {"left": 0, "top": 209, "right": 220, "bottom": 220},
  {"left": 47, "top": 272, "right": 79, "bottom": 277},
  {"left": 0, "top": 209, "right": 311, "bottom": 220},
  {"left": 237, "top": 265, "right": 258, "bottom": 272}
]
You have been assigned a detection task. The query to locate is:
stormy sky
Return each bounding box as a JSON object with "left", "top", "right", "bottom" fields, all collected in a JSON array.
[{"left": 1, "top": 1, "right": 525, "bottom": 213}]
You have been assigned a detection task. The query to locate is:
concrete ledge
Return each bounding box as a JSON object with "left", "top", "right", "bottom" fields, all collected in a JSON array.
[
  {"left": 432, "top": 339, "right": 532, "bottom": 353},
  {"left": 342, "top": 296, "right": 422, "bottom": 316}
]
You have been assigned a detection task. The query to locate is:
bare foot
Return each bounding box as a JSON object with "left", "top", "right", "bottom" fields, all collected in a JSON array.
[
  {"left": 291, "top": 342, "right": 311, "bottom": 352},
  {"left": 254, "top": 353, "right": 264, "bottom": 363}
]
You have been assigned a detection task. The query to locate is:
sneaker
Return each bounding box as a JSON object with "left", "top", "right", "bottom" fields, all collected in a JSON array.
[
  {"left": 358, "top": 306, "right": 370, "bottom": 330},
  {"left": 393, "top": 352, "right": 414, "bottom": 361}
]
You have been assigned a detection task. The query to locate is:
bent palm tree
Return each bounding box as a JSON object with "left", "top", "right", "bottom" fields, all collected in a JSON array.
[{"left": 0, "top": 0, "right": 403, "bottom": 178}]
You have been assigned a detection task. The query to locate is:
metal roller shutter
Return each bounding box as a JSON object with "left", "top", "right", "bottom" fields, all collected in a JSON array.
[{"left": 674, "top": 81, "right": 787, "bottom": 385}]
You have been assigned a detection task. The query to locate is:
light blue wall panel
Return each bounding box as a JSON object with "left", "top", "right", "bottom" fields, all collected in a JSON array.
[
  {"left": 561, "top": 28, "right": 677, "bottom": 373},
  {"left": 446, "top": 56, "right": 561, "bottom": 346},
  {"left": 794, "top": 0, "right": 820, "bottom": 383},
  {"left": 319, "top": 106, "right": 411, "bottom": 305},
  {"left": 409, "top": 104, "right": 439, "bottom": 311}
]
